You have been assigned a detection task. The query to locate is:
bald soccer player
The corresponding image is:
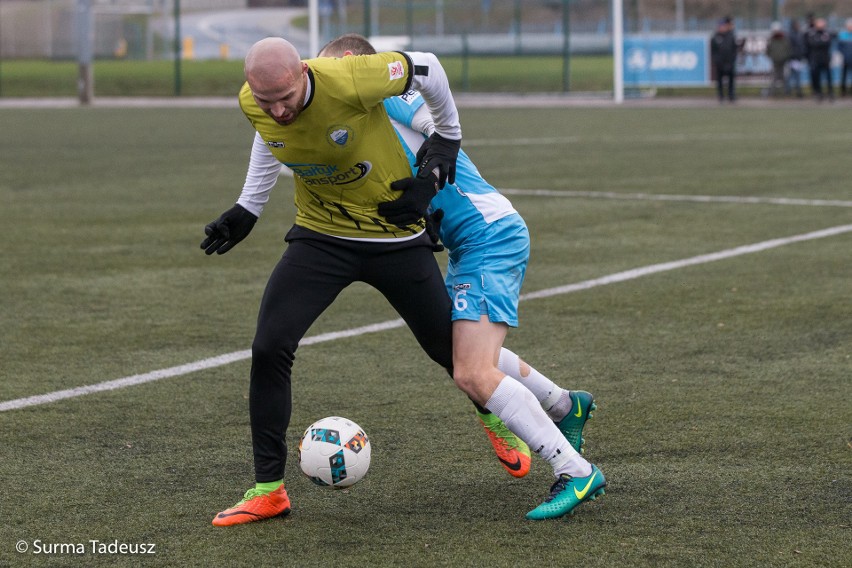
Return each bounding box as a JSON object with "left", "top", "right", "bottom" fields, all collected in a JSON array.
[{"left": 201, "top": 38, "right": 530, "bottom": 526}]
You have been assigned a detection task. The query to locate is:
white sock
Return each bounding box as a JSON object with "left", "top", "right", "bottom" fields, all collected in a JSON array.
[
  {"left": 486, "top": 376, "right": 591, "bottom": 478},
  {"left": 497, "top": 348, "right": 572, "bottom": 421},
  {"left": 546, "top": 391, "right": 574, "bottom": 423}
]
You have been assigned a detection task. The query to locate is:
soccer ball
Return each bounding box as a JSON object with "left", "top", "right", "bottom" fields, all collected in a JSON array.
[{"left": 298, "top": 416, "right": 371, "bottom": 488}]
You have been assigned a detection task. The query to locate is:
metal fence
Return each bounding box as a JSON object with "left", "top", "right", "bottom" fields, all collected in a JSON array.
[{"left": 7, "top": 0, "right": 847, "bottom": 62}]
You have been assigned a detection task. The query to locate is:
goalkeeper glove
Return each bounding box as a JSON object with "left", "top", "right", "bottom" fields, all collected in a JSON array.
[
  {"left": 378, "top": 174, "right": 440, "bottom": 227},
  {"left": 415, "top": 133, "right": 460, "bottom": 188},
  {"left": 200, "top": 204, "right": 258, "bottom": 255},
  {"left": 425, "top": 209, "right": 445, "bottom": 252}
]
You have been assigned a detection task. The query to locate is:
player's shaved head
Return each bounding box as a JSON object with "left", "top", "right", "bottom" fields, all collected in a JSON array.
[
  {"left": 245, "top": 37, "right": 302, "bottom": 88},
  {"left": 244, "top": 37, "right": 308, "bottom": 126}
]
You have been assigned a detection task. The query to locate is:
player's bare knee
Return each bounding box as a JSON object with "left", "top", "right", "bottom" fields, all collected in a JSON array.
[{"left": 451, "top": 366, "right": 483, "bottom": 398}]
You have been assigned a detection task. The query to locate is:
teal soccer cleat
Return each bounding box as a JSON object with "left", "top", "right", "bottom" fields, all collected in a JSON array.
[
  {"left": 526, "top": 464, "right": 606, "bottom": 520},
  {"left": 555, "top": 391, "right": 596, "bottom": 453}
]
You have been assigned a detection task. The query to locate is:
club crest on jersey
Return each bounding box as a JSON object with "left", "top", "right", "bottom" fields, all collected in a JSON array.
[
  {"left": 326, "top": 125, "right": 353, "bottom": 147},
  {"left": 388, "top": 60, "right": 405, "bottom": 80}
]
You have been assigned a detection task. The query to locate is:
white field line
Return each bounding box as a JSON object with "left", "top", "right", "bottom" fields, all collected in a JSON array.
[
  {"left": 0, "top": 320, "right": 405, "bottom": 413},
  {"left": 521, "top": 224, "right": 852, "bottom": 301},
  {"left": 501, "top": 189, "right": 852, "bottom": 208},
  {"left": 2, "top": 224, "right": 851, "bottom": 412},
  {"left": 465, "top": 136, "right": 582, "bottom": 146},
  {"left": 463, "top": 132, "right": 852, "bottom": 146}
]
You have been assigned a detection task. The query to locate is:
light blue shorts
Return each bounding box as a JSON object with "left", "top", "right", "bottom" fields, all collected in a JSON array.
[{"left": 445, "top": 214, "right": 529, "bottom": 327}]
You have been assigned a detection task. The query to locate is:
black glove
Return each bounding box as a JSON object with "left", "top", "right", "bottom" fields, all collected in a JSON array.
[
  {"left": 378, "top": 174, "right": 440, "bottom": 227},
  {"left": 199, "top": 204, "right": 258, "bottom": 255},
  {"left": 425, "top": 209, "right": 445, "bottom": 252},
  {"left": 415, "top": 133, "right": 460, "bottom": 188}
]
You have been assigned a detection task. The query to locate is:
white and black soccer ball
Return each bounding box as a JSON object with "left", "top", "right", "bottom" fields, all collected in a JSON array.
[{"left": 298, "top": 416, "right": 371, "bottom": 488}]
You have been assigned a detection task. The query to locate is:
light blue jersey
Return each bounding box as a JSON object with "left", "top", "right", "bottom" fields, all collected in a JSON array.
[
  {"left": 384, "top": 92, "right": 519, "bottom": 250},
  {"left": 384, "top": 91, "right": 529, "bottom": 326}
]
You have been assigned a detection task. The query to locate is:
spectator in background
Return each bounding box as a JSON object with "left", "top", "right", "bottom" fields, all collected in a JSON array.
[
  {"left": 806, "top": 12, "right": 816, "bottom": 32},
  {"left": 838, "top": 18, "right": 852, "bottom": 96},
  {"left": 766, "top": 21, "right": 791, "bottom": 97},
  {"left": 804, "top": 17, "right": 835, "bottom": 101},
  {"left": 786, "top": 20, "right": 806, "bottom": 98},
  {"left": 711, "top": 16, "right": 738, "bottom": 103}
]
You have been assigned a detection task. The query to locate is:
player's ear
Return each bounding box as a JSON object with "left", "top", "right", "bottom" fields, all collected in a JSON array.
[{"left": 343, "top": 50, "right": 354, "bottom": 57}]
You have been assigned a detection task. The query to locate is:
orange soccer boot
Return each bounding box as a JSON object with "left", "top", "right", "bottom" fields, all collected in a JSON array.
[
  {"left": 477, "top": 410, "right": 531, "bottom": 478},
  {"left": 212, "top": 484, "right": 291, "bottom": 526}
]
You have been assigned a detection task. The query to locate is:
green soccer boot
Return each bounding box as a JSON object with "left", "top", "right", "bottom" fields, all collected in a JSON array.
[
  {"left": 526, "top": 464, "right": 606, "bottom": 520},
  {"left": 555, "top": 390, "right": 596, "bottom": 453}
]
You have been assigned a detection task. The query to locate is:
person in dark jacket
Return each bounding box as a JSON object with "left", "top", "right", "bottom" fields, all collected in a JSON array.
[
  {"left": 766, "top": 22, "right": 791, "bottom": 97},
  {"left": 838, "top": 18, "right": 852, "bottom": 96},
  {"left": 711, "top": 17, "right": 738, "bottom": 102},
  {"left": 786, "top": 20, "right": 806, "bottom": 97},
  {"left": 804, "top": 17, "right": 835, "bottom": 101}
]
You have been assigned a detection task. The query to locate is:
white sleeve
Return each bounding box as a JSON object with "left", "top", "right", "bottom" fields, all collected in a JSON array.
[
  {"left": 236, "top": 132, "right": 281, "bottom": 218},
  {"left": 404, "top": 51, "right": 461, "bottom": 141},
  {"left": 410, "top": 105, "right": 436, "bottom": 137}
]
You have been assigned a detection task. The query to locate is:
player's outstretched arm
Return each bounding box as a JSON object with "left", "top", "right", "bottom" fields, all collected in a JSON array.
[
  {"left": 403, "top": 51, "right": 461, "bottom": 187},
  {"left": 200, "top": 133, "right": 280, "bottom": 255}
]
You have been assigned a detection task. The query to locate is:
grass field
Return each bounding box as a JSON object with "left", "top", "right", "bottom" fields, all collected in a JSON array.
[
  {"left": 1, "top": 104, "right": 850, "bottom": 567},
  {"left": 0, "top": 55, "right": 682, "bottom": 97},
  {"left": 0, "top": 57, "right": 784, "bottom": 98}
]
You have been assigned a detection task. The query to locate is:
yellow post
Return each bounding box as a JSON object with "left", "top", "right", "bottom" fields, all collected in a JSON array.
[
  {"left": 219, "top": 43, "right": 230, "bottom": 60},
  {"left": 182, "top": 36, "right": 194, "bottom": 60},
  {"left": 114, "top": 38, "right": 128, "bottom": 58}
]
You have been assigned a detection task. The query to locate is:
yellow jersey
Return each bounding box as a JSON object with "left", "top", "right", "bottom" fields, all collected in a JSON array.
[{"left": 239, "top": 52, "right": 421, "bottom": 239}]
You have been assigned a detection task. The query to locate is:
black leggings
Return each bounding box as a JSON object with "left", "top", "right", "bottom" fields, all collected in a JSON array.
[{"left": 250, "top": 226, "right": 453, "bottom": 481}]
